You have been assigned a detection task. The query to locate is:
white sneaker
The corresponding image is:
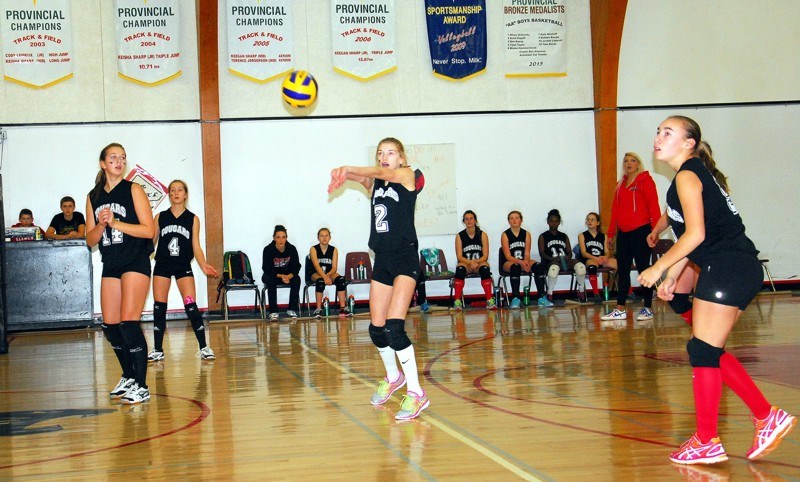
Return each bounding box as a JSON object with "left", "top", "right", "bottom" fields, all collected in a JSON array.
[
  {"left": 110, "top": 377, "right": 135, "bottom": 399},
  {"left": 600, "top": 309, "right": 627, "bottom": 321},
  {"left": 120, "top": 383, "right": 150, "bottom": 405},
  {"left": 287, "top": 310, "right": 298, "bottom": 319},
  {"left": 197, "top": 346, "right": 216, "bottom": 360},
  {"left": 269, "top": 313, "right": 279, "bottom": 321},
  {"left": 147, "top": 349, "right": 165, "bottom": 362},
  {"left": 637, "top": 307, "right": 654, "bottom": 321}
]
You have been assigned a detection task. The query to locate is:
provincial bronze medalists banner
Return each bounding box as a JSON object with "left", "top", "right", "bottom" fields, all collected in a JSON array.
[
  {"left": 113, "top": 0, "right": 181, "bottom": 86},
  {"left": 0, "top": 0, "right": 74, "bottom": 88},
  {"left": 503, "top": 0, "right": 566, "bottom": 77},
  {"left": 331, "top": 0, "right": 396, "bottom": 81},
  {"left": 227, "top": 0, "right": 293, "bottom": 83},
  {"left": 424, "top": 0, "right": 486, "bottom": 81}
]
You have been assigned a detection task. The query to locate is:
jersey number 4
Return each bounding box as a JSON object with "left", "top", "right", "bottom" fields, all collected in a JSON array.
[
  {"left": 374, "top": 204, "right": 389, "bottom": 233},
  {"left": 168, "top": 237, "right": 180, "bottom": 256}
]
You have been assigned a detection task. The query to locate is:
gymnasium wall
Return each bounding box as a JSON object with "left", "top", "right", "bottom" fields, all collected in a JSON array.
[{"left": 0, "top": 1, "right": 798, "bottom": 314}]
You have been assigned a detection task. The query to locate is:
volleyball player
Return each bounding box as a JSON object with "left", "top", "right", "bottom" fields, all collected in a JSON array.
[
  {"left": 86, "top": 143, "right": 154, "bottom": 405},
  {"left": 149, "top": 180, "right": 219, "bottom": 363},
  {"left": 309, "top": 227, "right": 349, "bottom": 318},
  {"left": 577, "top": 212, "right": 617, "bottom": 302},
  {"left": 538, "top": 209, "right": 587, "bottom": 303},
  {"left": 328, "top": 137, "right": 429, "bottom": 420},
  {"left": 638, "top": 116, "right": 796, "bottom": 464},
  {"left": 453, "top": 210, "right": 496, "bottom": 310},
  {"left": 501, "top": 210, "right": 546, "bottom": 308}
]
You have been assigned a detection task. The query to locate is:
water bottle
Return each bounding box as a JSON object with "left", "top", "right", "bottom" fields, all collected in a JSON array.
[
  {"left": 358, "top": 261, "right": 366, "bottom": 279},
  {"left": 559, "top": 255, "right": 567, "bottom": 272},
  {"left": 523, "top": 286, "right": 530, "bottom": 306},
  {"left": 493, "top": 285, "right": 501, "bottom": 308},
  {"left": 323, "top": 297, "right": 329, "bottom": 317},
  {"left": 603, "top": 283, "right": 609, "bottom": 301},
  {"left": 348, "top": 295, "right": 355, "bottom": 313}
]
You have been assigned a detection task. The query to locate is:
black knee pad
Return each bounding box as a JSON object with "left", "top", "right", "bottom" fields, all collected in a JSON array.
[
  {"left": 669, "top": 293, "right": 693, "bottom": 314},
  {"left": 587, "top": 264, "right": 598, "bottom": 275},
  {"left": 102, "top": 323, "right": 124, "bottom": 348},
  {"left": 119, "top": 321, "right": 147, "bottom": 352},
  {"left": 687, "top": 337, "right": 725, "bottom": 368},
  {"left": 315, "top": 277, "right": 326, "bottom": 293},
  {"left": 510, "top": 264, "right": 521, "bottom": 278},
  {"left": 479, "top": 265, "right": 491, "bottom": 280},
  {"left": 334, "top": 275, "right": 347, "bottom": 292},
  {"left": 455, "top": 265, "right": 467, "bottom": 280},
  {"left": 385, "top": 318, "right": 412, "bottom": 351},
  {"left": 369, "top": 323, "right": 389, "bottom": 348},
  {"left": 184, "top": 301, "right": 203, "bottom": 324}
]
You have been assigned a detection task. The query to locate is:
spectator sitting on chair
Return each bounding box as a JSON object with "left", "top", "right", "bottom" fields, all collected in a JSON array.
[
  {"left": 310, "top": 227, "right": 350, "bottom": 318},
  {"left": 45, "top": 196, "right": 86, "bottom": 239},
  {"left": 538, "top": 209, "right": 587, "bottom": 304},
  {"left": 11, "top": 208, "right": 39, "bottom": 229},
  {"left": 262, "top": 224, "right": 301, "bottom": 320}
]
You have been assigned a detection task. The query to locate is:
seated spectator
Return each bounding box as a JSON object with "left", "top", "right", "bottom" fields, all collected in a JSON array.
[
  {"left": 262, "top": 225, "right": 301, "bottom": 320},
  {"left": 11, "top": 208, "right": 38, "bottom": 228},
  {"left": 309, "top": 227, "right": 350, "bottom": 318},
  {"left": 45, "top": 196, "right": 86, "bottom": 239}
]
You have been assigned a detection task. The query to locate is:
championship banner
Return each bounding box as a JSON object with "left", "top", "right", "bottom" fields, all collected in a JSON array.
[
  {"left": 0, "top": 0, "right": 74, "bottom": 88},
  {"left": 331, "top": 0, "right": 396, "bottom": 81},
  {"left": 113, "top": 0, "right": 181, "bottom": 86},
  {"left": 226, "top": 0, "right": 293, "bottom": 83},
  {"left": 503, "top": 0, "right": 566, "bottom": 78},
  {"left": 126, "top": 164, "right": 167, "bottom": 211},
  {"left": 424, "top": 0, "right": 486, "bottom": 82}
]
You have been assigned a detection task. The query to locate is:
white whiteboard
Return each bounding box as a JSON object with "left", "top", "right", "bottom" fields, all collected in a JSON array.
[{"left": 366, "top": 143, "right": 457, "bottom": 236}]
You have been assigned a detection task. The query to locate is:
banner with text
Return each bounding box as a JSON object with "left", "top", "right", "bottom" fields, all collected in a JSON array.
[
  {"left": 331, "top": 0, "right": 395, "bottom": 81},
  {"left": 227, "top": 0, "right": 293, "bottom": 83},
  {"left": 503, "top": 0, "right": 566, "bottom": 77},
  {"left": 125, "top": 164, "right": 167, "bottom": 211},
  {"left": 424, "top": 0, "right": 486, "bottom": 81},
  {"left": 0, "top": 0, "right": 74, "bottom": 88},
  {"left": 113, "top": 0, "right": 181, "bottom": 86}
]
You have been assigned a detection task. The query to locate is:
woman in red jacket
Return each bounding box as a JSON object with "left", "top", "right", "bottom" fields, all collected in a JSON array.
[{"left": 602, "top": 152, "right": 661, "bottom": 322}]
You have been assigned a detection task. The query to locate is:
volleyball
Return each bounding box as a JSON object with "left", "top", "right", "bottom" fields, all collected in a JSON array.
[{"left": 281, "top": 70, "right": 318, "bottom": 109}]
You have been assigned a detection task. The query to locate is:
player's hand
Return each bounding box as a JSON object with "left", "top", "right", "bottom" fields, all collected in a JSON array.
[
  {"left": 638, "top": 266, "right": 663, "bottom": 288},
  {"left": 324, "top": 275, "right": 332, "bottom": 285},
  {"left": 328, "top": 167, "right": 348, "bottom": 193},
  {"left": 646, "top": 232, "right": 658, "bottom": 248},
  {"left": 657, "top": 276, "right": 676, "bottom": 301},
  {"left": 203, "top": 264, "right": 219, "bottom": 278},
  {"left": 98, "top": 208, "right": 112, "bottom": 226}
]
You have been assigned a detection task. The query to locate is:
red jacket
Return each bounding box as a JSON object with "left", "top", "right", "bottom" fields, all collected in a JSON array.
[{"left": 607, "top": 171, "right": 660, "bottom": 238}]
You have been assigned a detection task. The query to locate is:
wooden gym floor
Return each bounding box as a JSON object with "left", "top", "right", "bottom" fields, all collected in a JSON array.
[{"left": 1, "top": 293, "right": 799, "bottom": 480}]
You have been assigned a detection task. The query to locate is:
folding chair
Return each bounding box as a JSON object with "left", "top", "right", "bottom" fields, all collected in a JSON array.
[
  {"left": 344, "top": 252, "right": 372, "bottom": 309},
  {"left": 419, "top": 248, "right": 455, "bottom": 305},
  {"left": 497, "top": 247, "right": 532, "bottom": 305},
  {"left": 217, "top": 250, "right": 263, "bottom": 320}
]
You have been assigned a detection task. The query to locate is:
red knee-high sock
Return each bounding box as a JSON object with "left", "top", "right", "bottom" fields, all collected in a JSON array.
[
  {"left": 454, "top": 278, "right": 465, "bottom": 300},
  {"left": 481, "top": 278, "right": 493, "bottom": 299},
  {"left": 693, "top": 367, "right": 723, "bottom": 442},
  {"left": 681, "top": 309, "right": 693, "bottom": 326},
  {"left": 720, "top": 352, "right": 771, "bottom": 420},
  {"left": 588, "top": 274, "right": 598, "bottom": 296}
]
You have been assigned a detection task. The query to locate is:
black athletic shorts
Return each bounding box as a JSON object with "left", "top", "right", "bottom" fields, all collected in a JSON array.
[
  {"left": 153, "top": 260, "right": 194, "bottom": 280},
  {"left": 372, "top": 245, "right": 419, "bottom": 286},
  {"left": 102, "top": 255, "right": 152, "bottom": 279},
  {"left": 694, "top": 254, "right": 762, "bottom": 310}
]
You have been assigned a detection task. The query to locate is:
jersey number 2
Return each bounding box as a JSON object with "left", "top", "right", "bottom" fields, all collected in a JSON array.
[{"left": 374, "top": 204, "right": 389, "bottom": 233}]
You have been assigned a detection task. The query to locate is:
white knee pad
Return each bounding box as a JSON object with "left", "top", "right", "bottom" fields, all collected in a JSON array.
[
  {"left": 574, "top": 262, "right": 586, "bottom": 276},
  {"left": 548, "top": 264, "right": 560, "bottom": 279}
]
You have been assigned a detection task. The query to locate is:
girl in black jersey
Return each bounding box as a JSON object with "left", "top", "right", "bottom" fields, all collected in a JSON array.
[
  {"left": 453, "top": 210, "right": 496, "bottom": 310},
  {"left": 501, "top": 210, "right": 544, "bottom": 308},
  {"left": 85, "top": 143, "right": 154, "bottom": 405},
  {"left": 537, "top": 209, "right": 587, "bottom": 304},
  {"left": 149, "top": 180, "right": 219, "bottom": 363},
  {"left": 639, "top": 116, "right": 795, "bottom": 464},
  {"left": 329, "top": 137, "right": 429, "bottom": 421},
  {"left": 577, "top": 212, "right": 617, "bottom": 302},
  {"left": 309, "top": 227, "right": 349, "bottom": 318}
]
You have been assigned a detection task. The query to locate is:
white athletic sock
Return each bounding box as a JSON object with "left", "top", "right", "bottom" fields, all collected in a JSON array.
[
  {"left": 577, "top": 273, "right": 586, "bottom": 291},
  {"left": 396, "top": 345, "right": 422, "bottom": 395},
  {"left": 547, "top": 275, "right": 558, "bottom": 296},
  {"left": 377, "top": 346, "right": 400, "bottom": 382}
]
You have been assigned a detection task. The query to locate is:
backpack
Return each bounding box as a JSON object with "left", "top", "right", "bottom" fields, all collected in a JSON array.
[{"left": 216, "top": 251, "right": 254, "bottom": 302}]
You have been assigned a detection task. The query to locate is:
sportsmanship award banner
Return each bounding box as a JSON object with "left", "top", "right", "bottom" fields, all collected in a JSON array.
[
  {"left": 503, "top": 0, "right": 566, "bottom": 77},
  {"left": 0, "top": 0, "right": 74, "bottom": 88},
  {"left": 331, "top": 0, "right": 396, "bottom": 81},
  {"left": 424, "top": 0, "right": 486, "bottom": 81},
  {"left": 227, "top": 0, "right": 293, "bottom": 83},
  {"left": 113, "top": 0, "right": 181, "bottom": 86}
]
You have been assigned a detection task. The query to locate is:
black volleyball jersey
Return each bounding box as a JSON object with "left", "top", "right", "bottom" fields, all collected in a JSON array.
[
  {"left": 581, "top": 230, "right": 605, "bottom": 257},
  {"left": 503, "top": 228, "right": 528, "bottom": 261},
  {"left": 368, "top": 168, "right": 423, "bottom": 253},
  {"left": 666, "top": 157, "right": 757, "bottom": 264},
  {"left": 155, "top": 208, "right": 195, "bottom": 264},
  {"left": 459, "top": 228, "right": 484, "bottom": 261},
  {"left": 89, "top": 179, "right": 153, "bottom": 266},
  {"left": 540, "top": 230, "right": 568, "bottom": 258},
  {"left": 313, "top": 244, "right": 335, "bottom": 273}
]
